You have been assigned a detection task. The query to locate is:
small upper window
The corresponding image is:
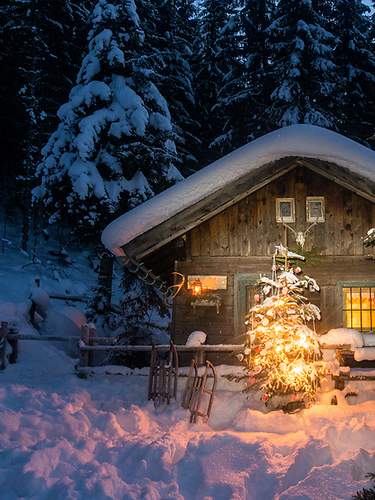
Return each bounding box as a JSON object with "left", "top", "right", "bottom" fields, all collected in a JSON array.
[
  {"left": 276, "top": 198, "right": 295, "bottom": 223},
  {"left": 306, "top": 197, "right": 325, "bottom": 222}
]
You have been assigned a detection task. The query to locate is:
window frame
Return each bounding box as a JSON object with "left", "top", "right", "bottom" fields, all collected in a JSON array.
[
  {"left": 276, "top": 197, "right": 295, "bottom": 223},
  {"left": 306, "top": 196, "right": 325, "bottom": 223},
  {"left": 187, "top": 275, "right": 228, "bottom": 291},
  {"left": 338, "top": 281, "right": 375, "bottom": 332}
]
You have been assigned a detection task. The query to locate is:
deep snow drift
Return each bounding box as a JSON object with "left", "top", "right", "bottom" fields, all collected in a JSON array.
[
  {"left": 1, "top": 338, "right": 375, "bottom": 500},
  {"left": 2, "top": 225, "right": 375, "bottom": 499}
]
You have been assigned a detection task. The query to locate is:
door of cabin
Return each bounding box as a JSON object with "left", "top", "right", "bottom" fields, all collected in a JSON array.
[{"left": 234, "top": 274, "right": 259, "bottom": 340}]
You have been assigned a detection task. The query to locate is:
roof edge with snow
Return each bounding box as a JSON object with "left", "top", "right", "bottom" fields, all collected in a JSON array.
[{"left": 102, "top": 125, "right": 375, "bottom": 258}]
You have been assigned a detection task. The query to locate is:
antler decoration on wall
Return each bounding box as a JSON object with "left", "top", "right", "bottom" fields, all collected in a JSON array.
[{"left": 281, "top": 219, "right": 318, "bottom": 250}]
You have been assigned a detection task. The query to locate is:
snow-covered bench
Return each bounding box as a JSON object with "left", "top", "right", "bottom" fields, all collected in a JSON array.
[{"left": 319, "top": 328, "right": 375, "bottom": 363}]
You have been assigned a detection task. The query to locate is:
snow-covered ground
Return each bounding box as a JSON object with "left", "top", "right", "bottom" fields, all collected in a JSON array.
[
  {"left": 1, "top": 223, "right": 375, "bottom": 499},
  {"left": 1, "top": 339, "right": 375, "bottom": 499}
]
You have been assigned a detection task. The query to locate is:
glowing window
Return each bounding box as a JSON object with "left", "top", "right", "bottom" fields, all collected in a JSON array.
[
  {"left": 306, "top": 197, "right": 325, "bottom": 222},
  {"left": 343, "top": 287, "right": 375, "bottom": 331},
  {"left": 187, "top": 275, "right": 227, "bottom": 291},
  {"left": 276, "top": 198, "right": 295, "bottom": 223}
]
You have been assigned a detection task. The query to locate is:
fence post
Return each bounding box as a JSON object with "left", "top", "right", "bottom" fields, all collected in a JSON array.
[
  {"left": 88, "top": 324, "right": 96, "bottom": 367},
  {"left": 80, "top": 324, "right": 90, "bottom": 367},
  {"left": 194, "top": 348, "right": 206, "bottom": 366},
  {"left": 7, "top": 325, "right": 18, "bottom": 364},
  {"left": 0, "top": 321, "right": 9, "bottom": 370}
]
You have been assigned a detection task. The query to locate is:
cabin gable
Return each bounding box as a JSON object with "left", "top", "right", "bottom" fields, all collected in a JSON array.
[{"left": 188, "top": 165, "right": 375, "bottom": 258}]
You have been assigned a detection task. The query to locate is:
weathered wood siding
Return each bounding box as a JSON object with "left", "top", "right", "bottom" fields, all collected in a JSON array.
[
  {"left": 172, "top": 166, "right": 375, "bottom": 345},
  {"left": 189, "top": 166, "right": 374, "bottom": 257}
]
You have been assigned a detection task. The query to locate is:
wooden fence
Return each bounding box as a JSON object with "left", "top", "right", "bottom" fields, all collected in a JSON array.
[
  {"left": 2, "top": 320, "right": 373, "bottom": 385},
  {"left": 0, "top": 321, "right": 244, "bottom": 370}
]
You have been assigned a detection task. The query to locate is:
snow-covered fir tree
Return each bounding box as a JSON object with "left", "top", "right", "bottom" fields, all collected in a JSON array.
[
  {"left": 34, "top": 0, "right": 183, "bottom": 235},
  {"left": 211, "top": 0, "right": 275, "bottom": 154},
  {"left": 151, "top": 0, "right": 201, "bottom": 174},
  {"left": 333, "top": 0, "right": 375, "bottom": 141},
  {"left": 0, "top": 0, "right": 94, "bottom": 249},
  {"left": 266, "top": 0, "right": 338, "bottom": 129},
  {"left": 193, "top": 0, "right": 229, "bottom": 164}
]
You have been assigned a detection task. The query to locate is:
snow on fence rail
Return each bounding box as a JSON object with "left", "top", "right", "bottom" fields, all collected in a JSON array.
[
  {"left": 0, "top": 320, "right": 244, "bottom": 370},
  {"left": 78, "top": 344, "right": 245, "bottom": 352}
]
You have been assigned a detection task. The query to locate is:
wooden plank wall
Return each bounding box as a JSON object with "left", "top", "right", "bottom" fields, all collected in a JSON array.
[
  {"left": 174, "top": 256, "right": 375, "bottom": 344},
  {"left": 173, "top": 166, "right": 375, "bottom": 344},
  {"left": 189, "top": 166, "right": 375, "bottom": 257}
]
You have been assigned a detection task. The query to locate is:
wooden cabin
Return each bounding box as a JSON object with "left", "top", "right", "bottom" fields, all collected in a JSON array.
[{"left": 102, "top": 125, "right": 375, "bottom": 345}]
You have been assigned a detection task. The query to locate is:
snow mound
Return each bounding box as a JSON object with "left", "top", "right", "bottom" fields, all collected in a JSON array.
[
  {"left": 1, "top": 339, "right": 375, "bottom": 499},
  {"left": 30, "top": 286, "right": 50, "bottom": 310},
  {"left": 355, "top": 347, "right": 375, "bottom": 361},
  {"left": 185, "top": 330, "right": 206, "bottom": 346},
  {"left": 43, "top": 306, "right": 87, "bottom": 338},
  {"left": 102, "top": 124, "right": 375, "bottom": 255},
  {"left": 319, "top": 328, "right": 375, "bottom": 348}
]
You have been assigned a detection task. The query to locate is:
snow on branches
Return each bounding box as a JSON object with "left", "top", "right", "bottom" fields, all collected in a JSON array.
[
  {"left": 243, "top": 245, "right": 325, "bottom": 410},
  {"left": 33, "top": 0, "right": 182, "bottom": 233}
]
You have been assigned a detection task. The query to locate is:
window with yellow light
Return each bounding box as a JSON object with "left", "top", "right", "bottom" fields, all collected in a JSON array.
[{"left": 342, "top": 287, "right": 375, "bottom": 331}]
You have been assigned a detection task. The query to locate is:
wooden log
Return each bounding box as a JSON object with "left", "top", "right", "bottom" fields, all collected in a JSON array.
[{"left": 0, "top": 321, "right": 9, "bottom": 369}]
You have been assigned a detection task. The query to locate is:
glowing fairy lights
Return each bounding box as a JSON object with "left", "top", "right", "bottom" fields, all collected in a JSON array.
[{"left": 243, "top": 245, "right": 326, "bottom": 408}]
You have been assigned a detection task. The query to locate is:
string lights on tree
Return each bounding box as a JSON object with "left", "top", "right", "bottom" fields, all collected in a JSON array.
[{"left": 243, "top": 244, "right": 326, "bottom": 411}]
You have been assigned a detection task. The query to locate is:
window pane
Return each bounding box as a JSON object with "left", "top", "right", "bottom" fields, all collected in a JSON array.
[
  {"left": 187, "top": 275, "right": 227, "bottom": 290},
  {"left": 351, "top": 311, "right": 361, "bottom": 329},
  {"left": 351, "top": 288, "right": 361, "bottom": 310},
  {"left": 309, "top": 201, "right": 322, "bottom": 218},
  {"left": 343, "top": 288, "right": 351, "bottom": 309},
  {"left": 280, "top": 202, "right": 292, "bottom": 218},
  {"left": 362, "top": 310, "right": 372, "bottom": 330},
  {"left": 344, "top": 310, "right": 352, "bottom": 328},
  {"left": 361, "top": 288, "right": 371, "bottom": 309},
  {"left": 372, "top": 311, "right": 375, "bottom": 330}
]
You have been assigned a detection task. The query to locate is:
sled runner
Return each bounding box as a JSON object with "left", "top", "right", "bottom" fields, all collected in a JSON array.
[
  {"left": 182, "top": 359, "right": 217, "bottom": 423},
  {"left": 148, "top": 342, "right": 179, "bottom": 406}
]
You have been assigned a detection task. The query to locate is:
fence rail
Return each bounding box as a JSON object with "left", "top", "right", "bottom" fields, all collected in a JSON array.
[{"left": 78, "top": 343, "right": 244, "bottom": 352}]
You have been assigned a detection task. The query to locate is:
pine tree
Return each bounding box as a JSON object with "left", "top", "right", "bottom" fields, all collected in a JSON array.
[
  {"left": 151, "top": 0, "right": 201, "bottom": 175},
  {"left": 333, "top": 0, "right": 375, "bottom": 141},
  {"left": 33, "top": 0, "right": 182, "bottom": 236},
  {"left": 266, "top": 0, "right": 337, "bottom": 129},
  {"left": 353, "top": 473, "right": 375, "bottom": 500},
  {"left": 0, "top": 0, "right": 94, "bottom": 249},
  {"left": 211, "top": 0, "right": 275, "bottom": 154},
  {"left": 193, "top": 0, "right": 228, "bottom": 164}
]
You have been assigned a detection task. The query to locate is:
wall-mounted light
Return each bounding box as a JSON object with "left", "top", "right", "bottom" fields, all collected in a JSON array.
[{"left": 191, "top": 279, "right": 203, "bottom": 296}]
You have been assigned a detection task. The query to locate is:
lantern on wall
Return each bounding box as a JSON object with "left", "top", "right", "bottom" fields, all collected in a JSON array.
[{"left": 191, "top": 278, "right": 203, "bottom": 296}]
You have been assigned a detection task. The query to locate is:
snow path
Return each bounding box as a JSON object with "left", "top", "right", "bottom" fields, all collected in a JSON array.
[{"left": 1, "top": 342, "right": 375, "bottom": 499}]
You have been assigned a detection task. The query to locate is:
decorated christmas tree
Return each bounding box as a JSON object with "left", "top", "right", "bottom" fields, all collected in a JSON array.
[{"left": 243, "top": 245, "right": 325, "bottom": 410}]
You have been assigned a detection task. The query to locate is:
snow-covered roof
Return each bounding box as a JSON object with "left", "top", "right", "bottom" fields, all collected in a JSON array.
[{"left": 102, "top": 124, "right": 375, "bottom": 257}]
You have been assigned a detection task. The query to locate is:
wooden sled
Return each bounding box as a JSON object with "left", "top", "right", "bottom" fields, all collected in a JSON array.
[
  {"left": 148, "top": 342, "right": 179, "bottom": 406},
  {"left": 182, "top": 359, "right": 217, "bottom": 423}
]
